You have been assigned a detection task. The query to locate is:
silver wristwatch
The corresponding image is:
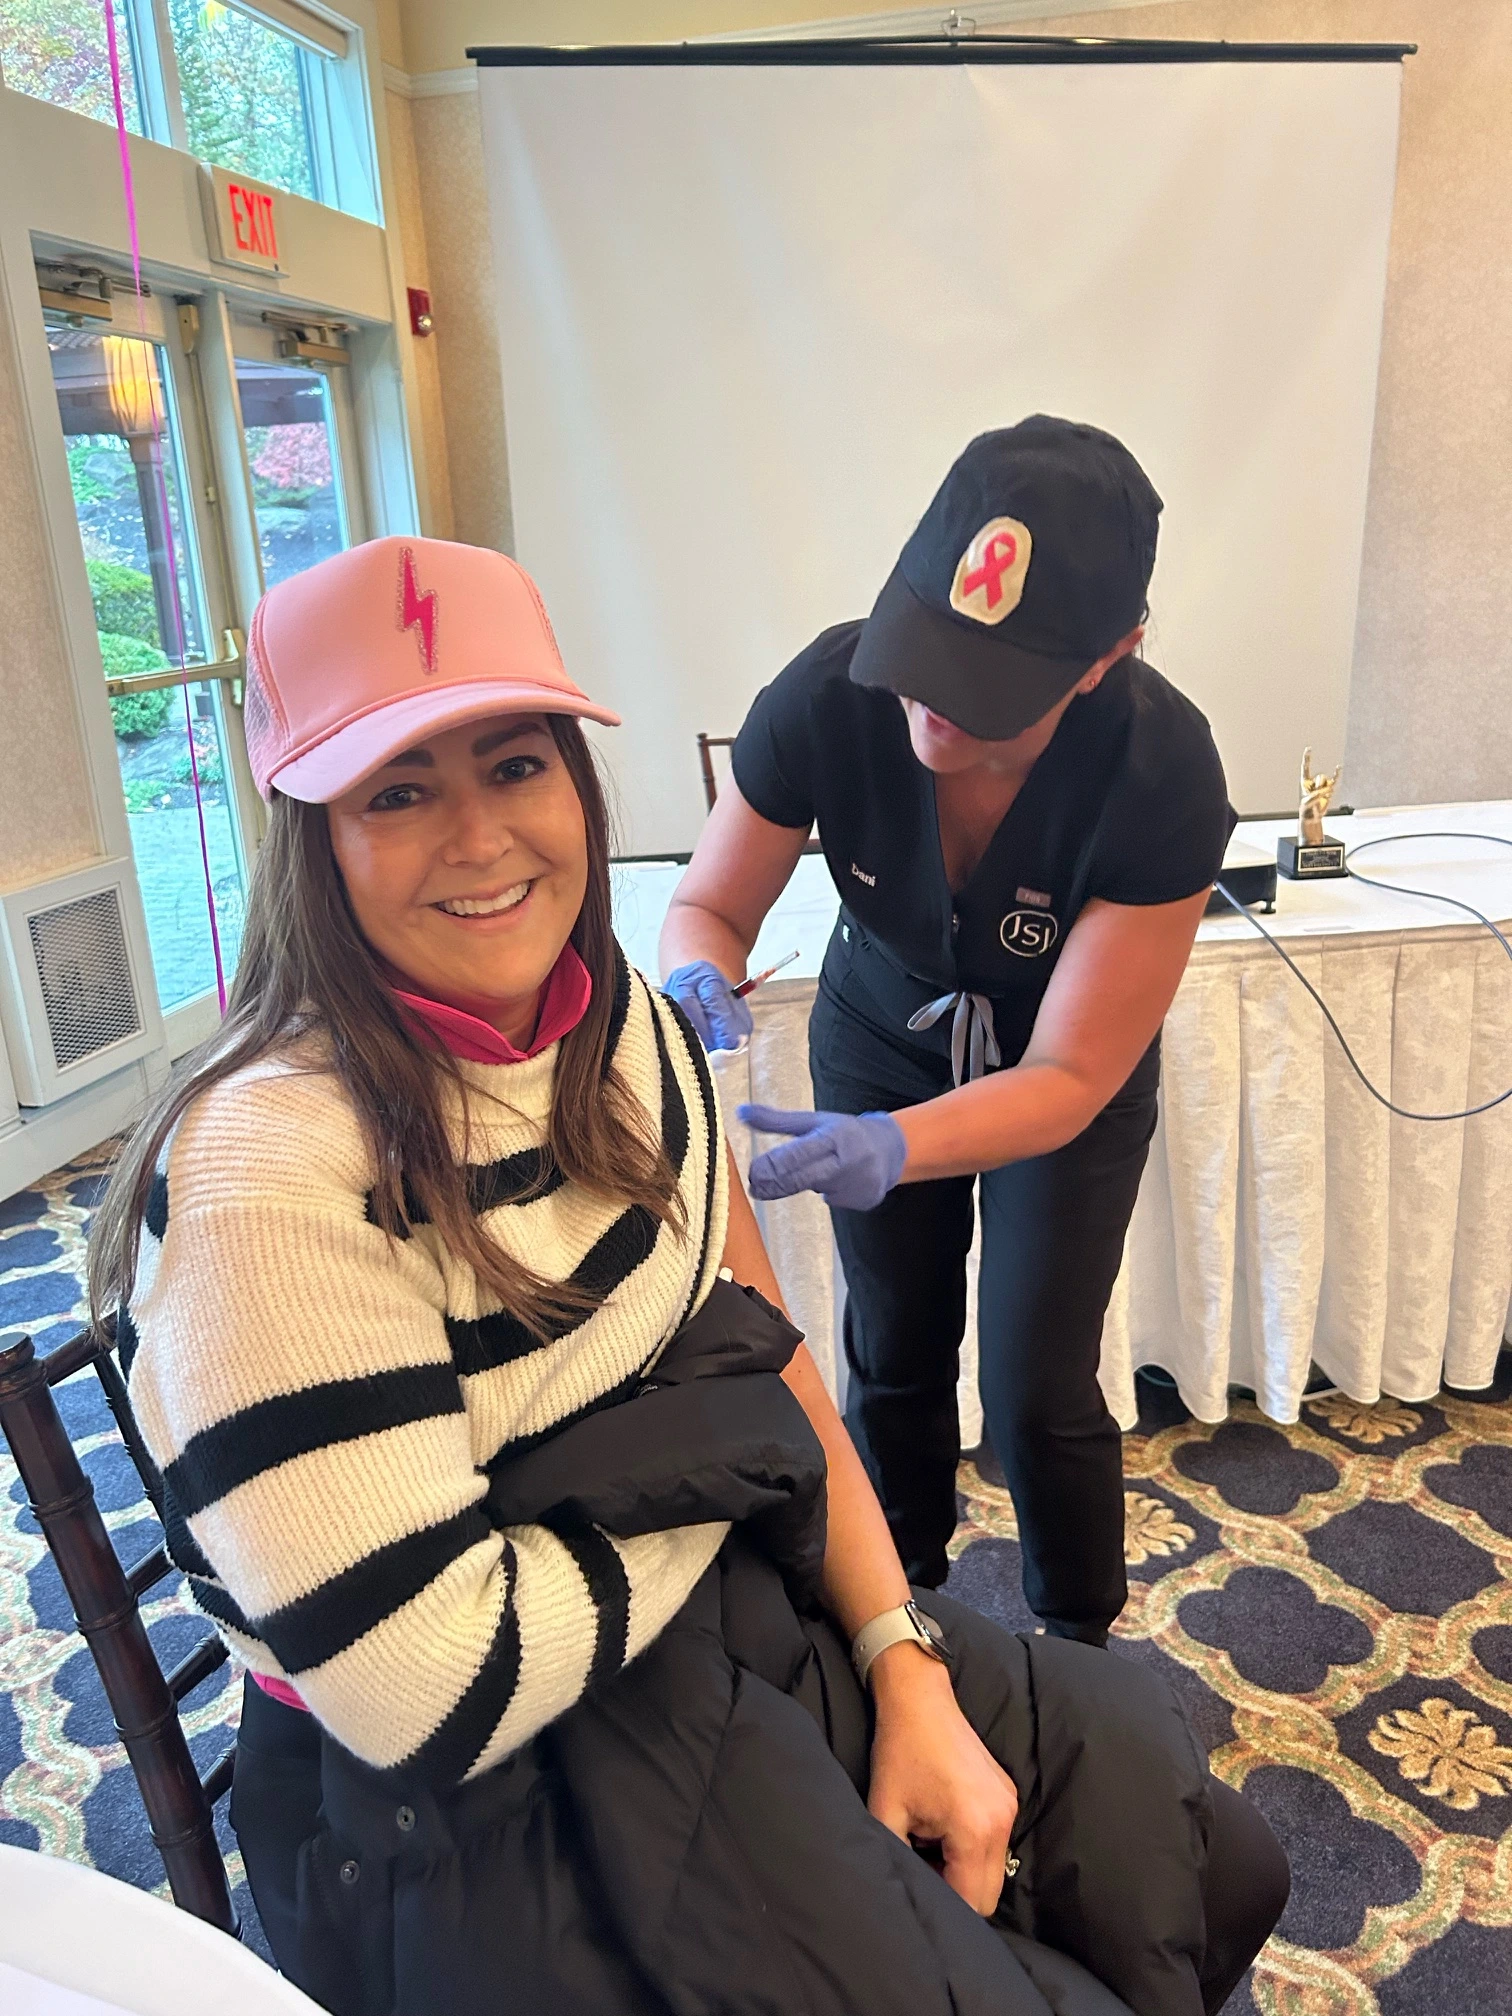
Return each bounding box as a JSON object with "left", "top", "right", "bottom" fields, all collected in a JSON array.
[{"left": 851, "top": 1600, "right": 949, "bottom": 1691}]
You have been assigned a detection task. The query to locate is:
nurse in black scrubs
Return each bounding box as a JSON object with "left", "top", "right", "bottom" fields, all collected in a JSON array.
[{"left": 662, "top": 417, "right": 1233, "bottom": 1644}]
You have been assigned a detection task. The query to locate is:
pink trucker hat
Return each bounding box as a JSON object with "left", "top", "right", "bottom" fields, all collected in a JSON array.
[{"left": 244, "top": 535, "right": 620, "bottom": 802}]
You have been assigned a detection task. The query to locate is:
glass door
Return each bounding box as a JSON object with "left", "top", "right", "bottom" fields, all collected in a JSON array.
[
  {"left": 41, "top": 282, "right": 376, "bottom": 1044},
  {"left": 232, "top": 315, "right": 367, "bottom": 589},
  {"left": 43, "top": 291, "right": 248, "bottom": 1020}
]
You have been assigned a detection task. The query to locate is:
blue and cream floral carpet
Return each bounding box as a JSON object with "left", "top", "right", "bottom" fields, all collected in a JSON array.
[{"left": 3, "top": 1148, "right": 1511, "bottom": 2012}]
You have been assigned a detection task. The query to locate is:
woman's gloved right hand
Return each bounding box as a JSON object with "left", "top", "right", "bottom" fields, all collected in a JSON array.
[{"left": 664, "top": 960, "right": 754, "bottom": 1053}]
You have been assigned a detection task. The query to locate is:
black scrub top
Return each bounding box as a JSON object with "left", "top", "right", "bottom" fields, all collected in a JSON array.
[{"left": 730, "top": 622, "right": 1235, "bottom": 1075}]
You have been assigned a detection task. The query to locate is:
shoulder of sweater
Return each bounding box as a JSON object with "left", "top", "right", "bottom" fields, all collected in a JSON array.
[{"left": 167, "top": 1042, "right": 376, "bottom": 1207}]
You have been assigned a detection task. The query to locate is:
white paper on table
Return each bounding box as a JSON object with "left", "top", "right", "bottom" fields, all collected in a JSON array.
[{"left": 0, "top": 1959, "right": 137, "bottom": 2016}]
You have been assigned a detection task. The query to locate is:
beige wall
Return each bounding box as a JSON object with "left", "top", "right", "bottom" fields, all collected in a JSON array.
[
  {"left": 392, "top": 0, "right": 1512, "bottom": 810},
  {"left": 1004, "top": 0, "right": 1512, "bottom": 811},
  {"left": 383, "top": 86, "right": 457, "bottom": 540},
  {"left": 408, "top": 89, "right": 515, "bottom": 552},
  {"left": 0, "top": 268, "right": 100, "bottom": 887}
]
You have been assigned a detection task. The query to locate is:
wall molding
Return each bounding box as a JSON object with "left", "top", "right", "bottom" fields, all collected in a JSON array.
[
  {"left": 383, "top": 60, "right": 478, "bottom": 97},
  {"left": 381, "top": 0, "right": 1167, "bottom": 96}
]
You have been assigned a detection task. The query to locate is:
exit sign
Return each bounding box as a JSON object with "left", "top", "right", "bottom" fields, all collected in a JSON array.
[{"left": 205, "top": 165, "right": 283, "bottom": 274}]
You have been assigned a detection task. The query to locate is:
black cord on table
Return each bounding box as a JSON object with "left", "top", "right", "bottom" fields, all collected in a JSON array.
[{"left": 1211, "top": 831, "right": 1512, "bottom": 1122}]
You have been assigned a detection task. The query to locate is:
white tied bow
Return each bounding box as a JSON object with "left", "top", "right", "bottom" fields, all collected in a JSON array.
[{"left": 906, "top": 991, "right": 1002, "bottom": 1087}]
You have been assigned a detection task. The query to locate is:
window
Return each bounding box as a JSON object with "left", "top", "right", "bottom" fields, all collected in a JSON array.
[
  {"left": 169, "top": 0, "right": 317, "bottom": 201},
  {"left": 238, "top": 358, "right": 350, "bottom": 586},
  {"left": 0, "top": 0, "right": 144, "bottom": 132},
  {"left": 47, "top": 320, "right": 247, "bottom": 1011},
  {"left": 1, "top": 0, "right": 377, "bottom": 224}
]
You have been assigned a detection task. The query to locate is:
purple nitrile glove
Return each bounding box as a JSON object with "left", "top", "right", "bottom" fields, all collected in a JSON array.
[
  {"left": 664, "top": 960, "right": 754, "bottom": 1053},
  {"left": 739, "top": 1104, "right": 907, "bottom": 1211}
]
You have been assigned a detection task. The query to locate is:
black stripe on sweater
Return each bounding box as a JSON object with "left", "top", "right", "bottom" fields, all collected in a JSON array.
[
  {"left": 261, "top": 1504, "right": 495, "bottom": 1675},
  {"left": 555, "top": 1523, "right": 631, "bottom": 1688},
  {"left": 365, "top": 1148, "right": 567, "bottom": 1239},
  {"left": 601, "top": 944, "right": 631, "bottom": 1077},
  {"left": 396, "top": 1542, "right": 523, "bottom": 1784},
  {"left": 144, "top": 1171, "right": 169, "bottom": 1242},
  {"left": 164, "top": 1364, "right": 465, "bottom": 1519},
  {"left": 647, "top": 986, "right": 690, "bottom": 1181},
  {"left": 189, "top": 1573, "right": 254, "bottom": 1639},
  {"left": 660, "top": 990, "right": 723, "bottom": 1328},
  {"left": 445, "top": 1205, "right": 660, "bottom": 1376},
  {"left": 467, "top": 1148, "right": 565, "bottom": 1213},
  {"left": 116, "top": 1305, "right": 140, "bottom": 1378},
  {"left": 163, "top": 1486, "right": 216, "bottom": 1579}
]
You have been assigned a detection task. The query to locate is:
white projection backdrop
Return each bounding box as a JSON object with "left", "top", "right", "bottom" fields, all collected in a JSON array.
[{"left": 477, "top": 54, "right": 1403, "bottom": 855}]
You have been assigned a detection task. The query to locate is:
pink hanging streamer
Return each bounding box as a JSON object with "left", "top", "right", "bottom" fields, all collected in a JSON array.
[{"left": 103, "top": 3, "right": 228, "bottom": 1015}]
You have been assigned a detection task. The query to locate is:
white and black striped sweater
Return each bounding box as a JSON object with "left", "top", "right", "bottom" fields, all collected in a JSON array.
[{"left": 123, "top": 956, "right": 729, "bottom": 1785}]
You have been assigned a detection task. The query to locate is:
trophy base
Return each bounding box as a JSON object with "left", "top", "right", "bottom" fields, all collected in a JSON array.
[{"left": 1277, "top": 834, "right": 1348, "bottom": 881}]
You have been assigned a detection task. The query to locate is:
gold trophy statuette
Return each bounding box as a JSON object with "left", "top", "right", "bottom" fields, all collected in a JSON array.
[{"left": 1277, "top": 748, "right": 1348, "bottom": 880}]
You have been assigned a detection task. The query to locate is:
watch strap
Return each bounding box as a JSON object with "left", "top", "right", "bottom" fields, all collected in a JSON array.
[{"left": 851, "top": 1600, "right": 948, "bottom": 1690}]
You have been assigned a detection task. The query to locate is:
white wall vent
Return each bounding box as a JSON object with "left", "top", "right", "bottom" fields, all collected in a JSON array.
[{"left": 0, "top": 861, "right": 164, "bottom": 1107}]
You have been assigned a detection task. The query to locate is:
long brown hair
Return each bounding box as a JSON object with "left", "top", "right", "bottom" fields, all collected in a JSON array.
[{"left": 89, "top": 717, "right": 684, "bottom": 1338}]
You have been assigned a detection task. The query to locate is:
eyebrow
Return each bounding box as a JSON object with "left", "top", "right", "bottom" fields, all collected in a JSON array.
[{"left": 382, "top": 720, "right": 548, "bottom": 770}]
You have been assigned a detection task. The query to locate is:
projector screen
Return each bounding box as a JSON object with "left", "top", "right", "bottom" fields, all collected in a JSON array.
[{"left": 476, "top": 48, "right": 1403, "bottom": 856}]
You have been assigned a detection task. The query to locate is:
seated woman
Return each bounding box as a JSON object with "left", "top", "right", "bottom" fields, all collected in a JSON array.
[{"left": 90, "top": 536, "right": 1286, "bottom": 2016}]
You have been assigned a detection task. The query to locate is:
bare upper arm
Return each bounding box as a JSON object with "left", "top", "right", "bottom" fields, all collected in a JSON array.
[
  {"left": 665, "top": 778, "right": 811, "bottom": 961},
  {"left": 1021, "top": 890, "right": 1210, "bottom": 1110}
]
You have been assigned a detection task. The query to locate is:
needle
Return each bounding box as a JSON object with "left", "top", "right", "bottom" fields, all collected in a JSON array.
[{"left": 734, "top": 950, "right": 800, "bottom": 997}]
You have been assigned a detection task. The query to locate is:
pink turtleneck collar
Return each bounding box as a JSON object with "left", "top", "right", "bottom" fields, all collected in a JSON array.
[{"left": 394, "top": 946, "right": 592, "bottom": 1064}]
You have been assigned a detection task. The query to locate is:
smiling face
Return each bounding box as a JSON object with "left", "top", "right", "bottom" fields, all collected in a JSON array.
[{"left": 325, "top": 713, "right": 588, "bottom": 1045}]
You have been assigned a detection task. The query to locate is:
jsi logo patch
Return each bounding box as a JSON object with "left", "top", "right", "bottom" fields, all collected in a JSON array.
[{"left": 1000, "top": 908, "right": 1059, "bottom": 958}]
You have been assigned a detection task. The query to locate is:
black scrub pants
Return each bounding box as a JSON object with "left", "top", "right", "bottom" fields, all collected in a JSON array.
[{"left": 811, "top": 978, "right": 1160, "bottom": 1641}]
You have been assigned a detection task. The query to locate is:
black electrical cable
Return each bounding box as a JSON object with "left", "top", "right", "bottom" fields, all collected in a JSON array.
[{"left": 1211, "top": 832, "right": 1512, "bottom": 1122}]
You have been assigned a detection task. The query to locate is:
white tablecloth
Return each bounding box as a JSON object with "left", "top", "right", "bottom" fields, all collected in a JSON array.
[
  {"left": 613, "top": 803, "right": 1512, "bottom": 1431},
  {"left": 0, "top": 1845, "right": 321, "bottom": 2014}
]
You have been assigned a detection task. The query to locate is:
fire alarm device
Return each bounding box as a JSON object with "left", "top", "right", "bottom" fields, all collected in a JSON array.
[{"left": 408, "top": 287, "right": 434, "bottom": 337}]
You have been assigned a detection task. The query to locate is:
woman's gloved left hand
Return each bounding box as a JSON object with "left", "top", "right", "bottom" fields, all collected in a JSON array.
[{"left": 738, "top": 1105, "right": 907, "bottom": 1211}]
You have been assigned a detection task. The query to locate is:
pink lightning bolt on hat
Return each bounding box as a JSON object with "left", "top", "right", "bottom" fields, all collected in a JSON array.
[{"left": 244, "top": 535, "right": 620, "bottom": 803}]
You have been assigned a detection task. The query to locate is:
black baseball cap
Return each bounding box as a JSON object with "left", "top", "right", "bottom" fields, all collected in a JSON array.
[{"left": 849, "top": 416, "right": 1162, "bottom": 741}]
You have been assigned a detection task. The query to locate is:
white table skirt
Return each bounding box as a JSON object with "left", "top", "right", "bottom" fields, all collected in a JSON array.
[{"left": 616, "top": 804, "right": 1512, "bottom": 1432}]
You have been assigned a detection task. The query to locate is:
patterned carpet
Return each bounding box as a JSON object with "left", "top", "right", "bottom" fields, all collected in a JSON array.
[
  {"left": 951, "top": 1370, "right": 1512, "bottom": 2015},
  {"left": 3, "top": 1145, "right": 1511, "bottom": 2011}
]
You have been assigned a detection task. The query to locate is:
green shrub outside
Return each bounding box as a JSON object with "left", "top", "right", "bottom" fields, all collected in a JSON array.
[
  {"left": 87, "top": 560, "right": 159, "bottom": 646},
  {"left": 101, "top": 633, "right": 173, "bottom": 742},
  {"left": 123, "top": 779, "right": 175, "bottom": 814},
  {"left": 170, "top": 749, "right": 224, "bottom": 789}
]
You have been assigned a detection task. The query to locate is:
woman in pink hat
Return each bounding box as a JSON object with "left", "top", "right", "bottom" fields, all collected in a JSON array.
[{"left": 88, "top": 537, "right": 1283, "bottom": 2016}]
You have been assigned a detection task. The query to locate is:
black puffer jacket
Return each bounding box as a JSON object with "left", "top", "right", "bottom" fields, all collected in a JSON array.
[{"left": 263, "top": 1280, "right": 1213, "bottom": 2016}]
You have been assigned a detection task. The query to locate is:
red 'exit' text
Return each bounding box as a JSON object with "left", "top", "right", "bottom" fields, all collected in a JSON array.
[{"left": 227, "top": 183, "right": 278, "bottom": 263}]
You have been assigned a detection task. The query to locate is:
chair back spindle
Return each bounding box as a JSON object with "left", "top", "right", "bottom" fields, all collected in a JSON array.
[
  {"left": 0, "top": 1329, "right": 237, "bottom": 1933},
  {"left": 695, "top": 732, "right": 735, "bottom": 812}
]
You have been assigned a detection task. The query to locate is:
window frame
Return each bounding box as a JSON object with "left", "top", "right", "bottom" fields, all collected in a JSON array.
[{"left": 2, "top": 0, "right": 380, "bottom": 224}]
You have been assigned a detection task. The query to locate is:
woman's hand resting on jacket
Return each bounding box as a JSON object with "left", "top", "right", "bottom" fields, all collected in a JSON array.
[
  {"left": 721, "top": 1151, "right": 1019, "bottom": 1916},
  {"left": 868, "top": 1644, "right": 1020, "bottom": 1915}
]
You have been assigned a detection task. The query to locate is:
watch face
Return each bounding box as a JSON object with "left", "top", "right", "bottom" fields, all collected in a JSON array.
[{"left": 907, "top": 1602, "right": 949, "bottom": 1659}]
